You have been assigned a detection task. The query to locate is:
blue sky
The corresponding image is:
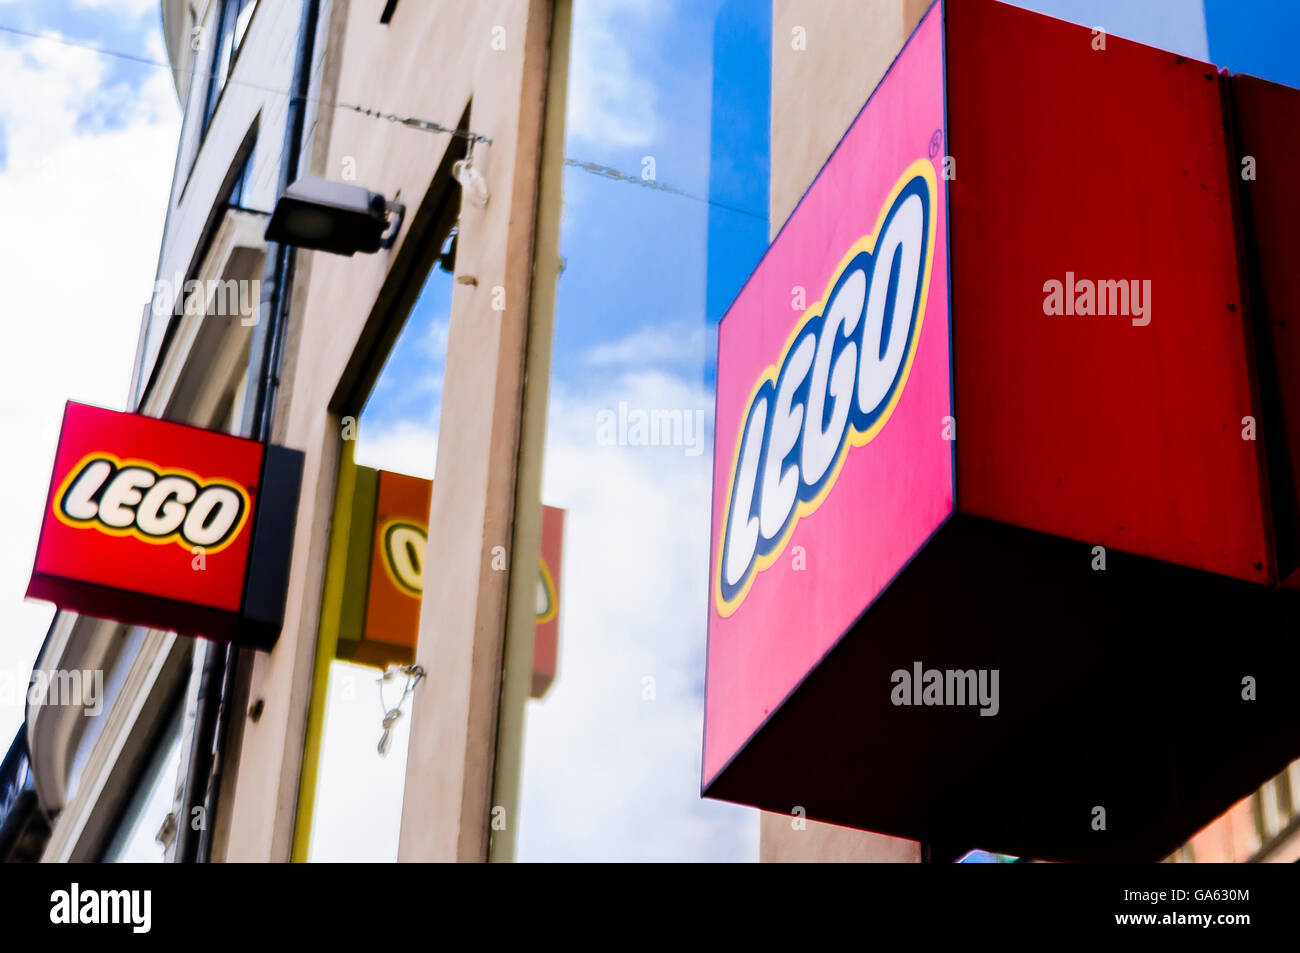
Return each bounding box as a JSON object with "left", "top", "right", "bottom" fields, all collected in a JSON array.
[
  {"left": 0, "top": 0, "right": 178, "bottom": 758},
  {"left": 1205, "top": 0, "right": 1300, "bottom": 87},
  {"left": 496, "top": 0, "right": 761, "bottom": 862},
  {"left": 1010, "top": 0, "right": 1300, "bottom": 85},
  {"left": 549, "top": 0, "right": 724, "bottom": 391},
  {"left": 1008, "top": 0, "right": 1210, "bottom": 58},
  {"left": 358, "top": 267, "right": 452, "bottom": 439},
  {"left": 525, "top": 0, "right": 1300, "bottom": 862},
  {"left": 0, "top": 0, "right": 164, "bottom": 130}
]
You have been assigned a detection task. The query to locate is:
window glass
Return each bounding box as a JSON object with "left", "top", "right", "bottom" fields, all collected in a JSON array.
[
  {"left": 201, "top": 0, "right": 255, "bottom": 136},
  {"left": 234, "top": 0, "right": 258, "bottom": 51},
  {"left": 303, "top": 244, "right": 452, "bottom": 862},
  {"left": 227, "top": 147, "right": 255, "bottom": 211},
  {"left": 102, "top": 701, "right": 183, "bottom": 863},
  {"left": 496, "top": 0, "right": 771, "bottom": 861}
]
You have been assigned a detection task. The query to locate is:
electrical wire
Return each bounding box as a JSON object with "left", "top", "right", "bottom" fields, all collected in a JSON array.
[
  {"left": 0, "top": 21, "right": 491, "bottom": 144},
  {"left": 563, "top": 157, "right": 766, "bottom": 222},
  {"left": 0, "top": 20, "right": 768, "bottom": 219}
]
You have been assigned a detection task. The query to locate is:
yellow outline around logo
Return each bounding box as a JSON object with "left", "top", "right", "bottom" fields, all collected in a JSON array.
[
  {"left": 53, "top": 452, "right": 252, "bottom": 555},
  {"left": 379, "top": 519, "right": 427, "bottom": 597},
  {"left": 536, "top": 557, "right": 558, "bottom": 624},
  {"left": 379, "top": 520, "right": 559, "bottom": 626},
  {"left": 714, "top": 159, "right": 939, "bottom": 618}
]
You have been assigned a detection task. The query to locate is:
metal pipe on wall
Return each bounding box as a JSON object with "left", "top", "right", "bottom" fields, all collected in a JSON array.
[{"left": 175, "top": 0, "right": 321, "bottom": 864}]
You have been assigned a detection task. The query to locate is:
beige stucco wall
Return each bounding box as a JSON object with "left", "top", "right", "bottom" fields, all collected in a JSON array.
[
  {"left": 217, "top": 0, "right": 924, "bottom": 864},
  {"left": 760, "top": 814, "right": 922, "bottom": 863},
  {"left": 771, "top": 0, "right": 932, "bottom": 228},
  {"left": 217, "top": 0, "right": 552, "bottom": 862},
  {"left": 761, "top": 0, "right": 928, "bottom": 864}
]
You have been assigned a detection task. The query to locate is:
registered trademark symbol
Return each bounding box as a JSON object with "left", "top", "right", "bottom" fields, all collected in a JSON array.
[{"left": 928, "top": 129, "right": 943, "bottom": 158}]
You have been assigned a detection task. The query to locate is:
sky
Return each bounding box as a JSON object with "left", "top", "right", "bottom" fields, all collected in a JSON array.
[
  {"left": 506, "top": 0, "right": 1300, "bottom": 862},
  {"left": 305, "top": 0, "right": 761, "bottom": 863},
  {"left": 510, "top": 0, "right": 760, "bottom": 861},
  {"left": 0, "top": 0, "right": 178, "bottom": 750},
  {"left": 1008, "top": 0, "right": 1209, "bottom": 58},
  {"left": 2, "top": 0, "right": 1298, "bottom": 864},
  {"left": 305, "top": 266, "right": 450, "bottom": 863}
]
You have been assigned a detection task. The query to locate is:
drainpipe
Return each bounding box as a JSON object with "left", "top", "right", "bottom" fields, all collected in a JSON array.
[{"left": 176, "top": 0, "right": 321, "bottom": 864}]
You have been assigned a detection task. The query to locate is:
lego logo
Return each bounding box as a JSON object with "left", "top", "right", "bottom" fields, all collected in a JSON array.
[
  {"left": 382, "top": 521, "right": 427, "bottom": 595},
  {"left": 536, "top": 557, "right": 557, "bottom": 624},
  {"left": 715, "top": 161, "right": 938, "bottom": 616},
  {"left": 56, "top": 453, "right": 251, "bottom": 553},
  {"left": 382, "top": 519, "right": 558, "bottom": 624}
]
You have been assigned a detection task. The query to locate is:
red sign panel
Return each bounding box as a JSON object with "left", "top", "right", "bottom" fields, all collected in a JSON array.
[
  {"left": 27, "top": 402, "right": 300, "bottom": 647},
  {"left": 704, "top": 0, "right": 950, "bottom": 788},
  {"left": 701, "top": 0, "right": 1300, "bottom": 862},
  {"left": 362, "top": 468, "right": 431, "bottom": 661},
  {"left": 334, "top": 464, "right": 565, "bottom": 697}
]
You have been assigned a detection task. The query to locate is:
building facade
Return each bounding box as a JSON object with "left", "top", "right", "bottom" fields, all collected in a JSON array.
[{"left": 2, "top": 0, "right": 1298, "bottom": 864}]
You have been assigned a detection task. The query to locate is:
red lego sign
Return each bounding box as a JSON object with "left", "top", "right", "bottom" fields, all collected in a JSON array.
[
  {"left": 27, "top": 402, "right": 302, "bottom": 648},
  {"left": 702, "top": 0, "right": 1300, "bottom": 862}
]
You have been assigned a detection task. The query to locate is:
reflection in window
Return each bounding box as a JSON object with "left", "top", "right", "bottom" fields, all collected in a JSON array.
[
  {"left": 227, "top": 146, "right": 256, "bottom": 211},
  {"left": 201, "top": 0, "right": 258, "bottom": 137},
  {"left": 303, "top": 246, "right": 452, "bottom": 862},
  {"left": 102, "top": 703, "right": 183, "bottom": 862},
  {"left": 498, "top": 0, "right": 769, "bottom": 861}
]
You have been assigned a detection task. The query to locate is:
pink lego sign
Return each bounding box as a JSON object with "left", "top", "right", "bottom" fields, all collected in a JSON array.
[{"left": 704, "top": 4, "right": 951, "bottom": 787}]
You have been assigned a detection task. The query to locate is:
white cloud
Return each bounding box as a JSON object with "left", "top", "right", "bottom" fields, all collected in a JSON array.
[
  {"left": 421, "top": 316, "right": 449, "bottom": 360},
  {"left": 0, "top": 32, "right": 179, "bottom": 741},
  {"left": 72, "top": 0, "right": 160, "bottom": 17},
  {"left": 143, "top": 16, "right": 170, "bottom": 64},
  {"left": 513, "top": 365, "right": 757, "bottom": 861},
  {"left": 581, "top": 321, "right": 706, "bottom": 368},
  {"left": 307, "top": 420, "right": 436, "bottom": 860},
  {"left": 307, "top": 660, "right": 413, "bottom": 862},
  {"left": 309, "top": 345, "right": 752, "bottom": 861},
  {"left": 354, "top": 418, "right": 438, "bottom": 481},
  {"left": 566, "top": 0, "right": 661, "bottom": 149}
]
